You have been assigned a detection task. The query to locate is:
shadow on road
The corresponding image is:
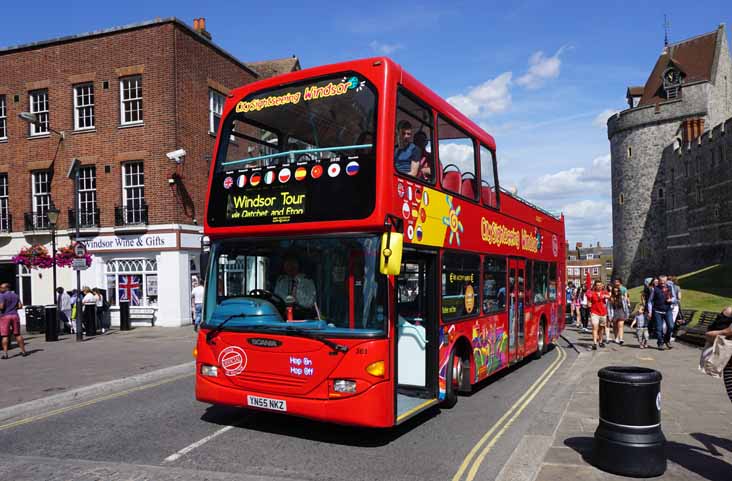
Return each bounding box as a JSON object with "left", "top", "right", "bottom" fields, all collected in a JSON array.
[
  {"left": 564, "top": 435, "right": 732, "bottom": 481},
  {"left": 200, "top": 404, "right": 441, "bottom": 447}
]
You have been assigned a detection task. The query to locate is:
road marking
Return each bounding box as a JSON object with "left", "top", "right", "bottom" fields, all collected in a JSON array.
[
  {"left": 163, "top": 424, "right": 236, "bottom": 463},
  {"left": 0, "top": 373, "right": 193, "bottom": 432},
  {"left": 396, "top": 399, "right": 440, "bottom": 423},
  {"left": 451, "top": 347, "right": 565, "bottom": 481},
  {"left": 465, "top": 348, "right": 566, "bottom": 481}
]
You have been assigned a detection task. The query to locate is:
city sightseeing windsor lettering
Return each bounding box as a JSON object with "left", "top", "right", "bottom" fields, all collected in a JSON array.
[{"left": 235, "top": 76, "right": 360, "bottom": 113}]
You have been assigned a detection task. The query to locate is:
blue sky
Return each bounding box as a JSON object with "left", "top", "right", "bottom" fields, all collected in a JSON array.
[{"left": 3, "top": 1, "right": 730, "bottom": 246}]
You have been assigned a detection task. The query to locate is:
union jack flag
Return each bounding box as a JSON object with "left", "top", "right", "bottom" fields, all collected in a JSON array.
[{"left": 119, "top": 275, "right": 142, "bottom": 306}]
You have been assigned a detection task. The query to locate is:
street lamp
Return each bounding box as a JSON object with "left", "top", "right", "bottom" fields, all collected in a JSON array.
[
  {"left": 18, "top": 112, "right": 65, "bottom": 140},
  {"left": 47, "top": 206, "right": 60, "bottom": 309}
]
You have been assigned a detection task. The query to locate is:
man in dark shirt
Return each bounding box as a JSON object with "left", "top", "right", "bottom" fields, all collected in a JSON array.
[
  {"left": 0, "top": 282, "right": 27, "bottom": 358},
  {"left": 647, "top": 275, "right": 676, "bottom": 350}
]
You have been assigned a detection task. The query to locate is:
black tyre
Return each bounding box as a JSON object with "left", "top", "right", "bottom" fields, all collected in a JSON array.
[
  {"left": 532, "top": 322, "right": 545, "bottom": 360},
  {"left": 442, "top": 349, "right": 462, "bottom": 409}
]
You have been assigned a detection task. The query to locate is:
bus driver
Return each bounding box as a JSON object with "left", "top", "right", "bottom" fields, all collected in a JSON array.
[{"left": 274, "top": 253, "right": 317, "bottom": 316}]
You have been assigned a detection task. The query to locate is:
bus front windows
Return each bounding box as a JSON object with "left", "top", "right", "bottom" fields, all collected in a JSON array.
[{"left": 205, "top": 236, "right": 386, "bottom": 336}]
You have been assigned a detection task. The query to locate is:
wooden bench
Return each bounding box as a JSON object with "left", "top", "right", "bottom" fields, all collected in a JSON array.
[
  {"left": 679, "top": 311, "right": 716, "bottom": 346},
  {"left": 129, "top": 307, "right": 156, "bottom": 327}
]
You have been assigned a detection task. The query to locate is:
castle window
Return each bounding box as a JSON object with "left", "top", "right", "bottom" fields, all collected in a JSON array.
[
  {"left": 619, "top": 193, "right": 624, "bottom": 205},
  {"left": 627, "top": 146, "right": 632, "bottom": 159},
  {"left": 658, "top": 188, "right": 664, "bottom": 200},
  {"left": 696, "top": 182, "right": 702, "bottom": 203},
  {"left": 719, "top": 146, "right": 725, "bottom": 165},
  {"left": 684, "top": 160, "right": 689, "bottom": 177}
]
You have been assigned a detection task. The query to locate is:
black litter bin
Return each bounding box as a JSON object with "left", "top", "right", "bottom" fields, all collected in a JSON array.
[
  {"left": 25, "top": 305, "right": 46, "bottom": 334},
  {"left": 593, "top": 366, "right": 666, "bottom": 477},
  {"left": 119, "top": 300, "right": 131, "bottom": 331},
  {"left": 44, "top": 305, "right": 58, "bottom": 341}
]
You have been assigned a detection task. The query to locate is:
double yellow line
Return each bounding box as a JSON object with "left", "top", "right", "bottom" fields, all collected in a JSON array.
[{"left": 452, "top": 347, "right": 566, "bottom": 481}]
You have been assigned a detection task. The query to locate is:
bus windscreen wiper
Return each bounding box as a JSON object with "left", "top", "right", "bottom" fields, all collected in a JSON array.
[
  {"left": 282, "top": 325, "right": 348, "bottom": 353},
  {"left": 206, "top": 314, "right": 253, "bottom": 344}
]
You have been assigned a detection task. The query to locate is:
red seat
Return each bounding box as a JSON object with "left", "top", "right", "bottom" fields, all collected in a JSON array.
[
  {"left": 461, "top": 178, "right": 476, "bottom": 199},
  {"left": 442, "top": 171, "right": 461, "bottom": 193},
  {"left": 481, "top": 185, "right": 494, "bottom": 206}
]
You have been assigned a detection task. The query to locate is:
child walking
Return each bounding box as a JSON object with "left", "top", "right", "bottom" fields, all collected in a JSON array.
[{"left": 631, "top": 305, "right": 649, "bottom": 349}]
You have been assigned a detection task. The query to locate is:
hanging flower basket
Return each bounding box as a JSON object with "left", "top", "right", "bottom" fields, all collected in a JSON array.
[
  {"left": 55, "top": 244, "right": 92, "bottom": 268},
  {"left": 12, "top": 244, "right": 93, "bottom": 269},
  {"left": 12, "top": 244, "right": 54, "bottom": 269}
]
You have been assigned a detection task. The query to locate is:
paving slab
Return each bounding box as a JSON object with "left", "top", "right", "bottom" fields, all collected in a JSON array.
[
  {"left": 1, "top": 326, "right": 196, "bottom": 407},
  {"left": 532, "top": 328, "right": 732, "bottom": 481}
]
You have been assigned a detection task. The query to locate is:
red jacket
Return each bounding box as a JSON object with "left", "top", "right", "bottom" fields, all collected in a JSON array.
[{"left": 587, "top": 290, "right": 609, "bottom": 317}]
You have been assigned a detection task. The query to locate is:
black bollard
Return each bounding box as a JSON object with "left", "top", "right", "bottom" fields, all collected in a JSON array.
[
  {"left": 593, "top": 366, "right": 666, "bottom": 477},
  {"left": 119, "top": 300, "right": 131, "bottom": 331},
  {"left": 44, "top": 305, "right": 58, "bottom": 342}
]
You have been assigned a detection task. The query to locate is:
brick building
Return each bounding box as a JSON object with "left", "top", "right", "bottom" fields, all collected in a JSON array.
[
  {"left": 0, "top": 17, "right": 268, "bottom": 326},
  {"left": 565, "top": 242, "right": 613, "bottom": 288}
]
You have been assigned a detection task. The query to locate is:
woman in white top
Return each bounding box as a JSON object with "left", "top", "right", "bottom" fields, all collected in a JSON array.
[{"left": 81, "top": 288, "right": 98, "bottom": 335}]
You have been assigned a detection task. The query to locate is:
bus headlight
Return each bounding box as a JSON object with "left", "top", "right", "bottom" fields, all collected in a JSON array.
[
  {"left": 200, "top": 364, "right": 218, "bottom": 377},
  {"left": 333, "top": 379, "right": 357, "bottom": 393},
  {"left": 365, "top": 360, "right": 385, "bottom": 377}
]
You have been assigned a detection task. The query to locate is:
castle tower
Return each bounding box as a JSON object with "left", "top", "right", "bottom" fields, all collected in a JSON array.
[{"left": 608, "top": 24, "right": 732, "bottom": 285}]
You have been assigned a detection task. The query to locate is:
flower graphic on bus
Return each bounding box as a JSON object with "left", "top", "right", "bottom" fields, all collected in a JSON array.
[{"left": 442, "top": 196, "right": 463, "bottom": 246}]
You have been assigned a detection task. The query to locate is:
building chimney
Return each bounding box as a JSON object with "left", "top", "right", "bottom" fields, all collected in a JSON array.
[
  {"left": 193, "top": 17, "right": 212, "bottom": 41},
  {"left": 681, "top": 118, "right": 705, "bottom": 143}
]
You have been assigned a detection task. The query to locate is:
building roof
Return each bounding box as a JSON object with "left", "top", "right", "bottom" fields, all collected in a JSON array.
[
  {"left": 0, "top": 17, "right": 259, "bottom": 78},
  {"left": 627, "top": 86, "right": 644, "bottom": 97},
  {"left": 638, "top": 25, "right": 724, "bottom": 107},
  {"left": 245, "top": 56, "right": 301, "bottom": 78}
]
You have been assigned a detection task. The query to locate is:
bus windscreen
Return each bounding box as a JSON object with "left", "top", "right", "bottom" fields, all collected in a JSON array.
[{"left": 208, "top": 73, "right": 377, "bottom": 227}]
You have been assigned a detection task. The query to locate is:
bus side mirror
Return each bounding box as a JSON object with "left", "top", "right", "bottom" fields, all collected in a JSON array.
[{"left": 379, "top": 232, "right": 403, "bottom": 276}]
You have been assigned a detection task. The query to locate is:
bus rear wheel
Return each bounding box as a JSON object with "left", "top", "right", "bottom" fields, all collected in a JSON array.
[
  {"left": 442, "top": 350, "right": 463, "bottom": 409},
  {"left": 532, "top": 322, "right": 545, "bottom": 360}
]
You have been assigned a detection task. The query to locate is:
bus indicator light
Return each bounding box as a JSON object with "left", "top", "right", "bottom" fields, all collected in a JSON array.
[{"left": 365, "top": 360, "right": 385, "bottom": 377}]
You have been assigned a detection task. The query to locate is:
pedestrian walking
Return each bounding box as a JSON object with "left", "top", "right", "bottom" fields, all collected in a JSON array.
[
  {"left": 669, "top": 275, "right": 682, "bottom": 341},
  {"left": 572, "top": 285, "right": 582, "bottom": 328},
  {"left": 69, "top": 289, "right": 79, "bottom": 334},
  {"left": 587, "top": 280, "right": 610, "bottom": 350},
  {"left": 57, "top": 287, "right": 72, "bottom": 333},
  {"left": 0, "top": 283, "right": 27, "bottom": 358},
  {"left": 191, "top": 279, "right": 205, "bottom": 331},
  {"left": 631, "top": 305, "right": 649, "bottom": 348},
  {"left": 704, "top": 307, "right": 732, "bottom": 402},
  {"left": 579, "top": 287, "right": 590, "bottom": 332},
  {"left": 647, "top": 274, "right": 676, "bottom": 350},
  {"left": 608, "top": 286, "right": 629, "bottom": 345}
]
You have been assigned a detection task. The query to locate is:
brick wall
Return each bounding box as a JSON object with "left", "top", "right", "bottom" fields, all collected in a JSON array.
[{"left": 0, "top": 20, "right": 257, "bottom": 230}]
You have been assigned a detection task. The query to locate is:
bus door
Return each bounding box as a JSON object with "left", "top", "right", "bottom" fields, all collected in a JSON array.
[
  {"left": 395, "top": 250, "right": 439, "bottom": 423},
  {"left": 508, "top": 259, "right": 526, "bottom": 362}
]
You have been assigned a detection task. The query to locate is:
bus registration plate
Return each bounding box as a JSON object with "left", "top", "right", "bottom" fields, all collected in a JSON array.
[{"left": 247, "top": 395, "right": 287, "bottom": 412}]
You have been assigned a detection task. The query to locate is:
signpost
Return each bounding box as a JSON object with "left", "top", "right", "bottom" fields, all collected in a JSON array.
[{"left": 72, "top": 257, "right": 89, "bottom": 270}]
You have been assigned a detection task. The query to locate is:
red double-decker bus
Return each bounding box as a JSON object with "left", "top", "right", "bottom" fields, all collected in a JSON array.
[{"left": 196, "top": 57, "right": 566, "bottom": 428}]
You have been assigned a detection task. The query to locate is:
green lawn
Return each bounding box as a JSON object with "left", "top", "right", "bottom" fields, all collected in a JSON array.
[{"left": 627, "top": 264, "right": 732, "bottom": 316}]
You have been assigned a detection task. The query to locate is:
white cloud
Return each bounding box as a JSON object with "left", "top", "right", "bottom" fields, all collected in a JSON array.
[
  {"left": 516, "top": 47, "right": 568, "bottom": 89},
  {"left": 439, "top": 142, "right": 476, "bottom": 173},
  {"left": 592, "top": 109, "right": 619, "bottom": 127},
  {"left": 446, "top": 72, "right": 513, "bottom": 118},
  {"left": 369, "top": 41, "right": 403, "bottom": 55},
  {"left": 520, "top": 153, "right": 610, "bottom": 201},
  {"left": 560, "top": 200, "right": 613, "bottom": 243}
]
